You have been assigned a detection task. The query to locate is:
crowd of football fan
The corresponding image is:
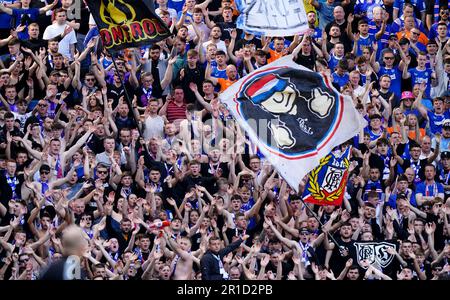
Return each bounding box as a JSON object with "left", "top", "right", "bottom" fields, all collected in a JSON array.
[{"left": 0, "top": 0, "right": 449, "bottom": 280}]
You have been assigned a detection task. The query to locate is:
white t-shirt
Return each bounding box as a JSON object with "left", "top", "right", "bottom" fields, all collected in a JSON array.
[
  {"left": 12, "top": 111, "right": 33, "bottom": 131},
  {"left": 202, "top": 40, "right": 227, "bottom": 56},
  {"left": 156, "top": 7, "right": 178, "bottom": 21},
  {"left": 43, "top": 23, "right": 77, "bottom": 60},
  {"left": 188, "top": 23, "right": 210, "bottom": 42}
]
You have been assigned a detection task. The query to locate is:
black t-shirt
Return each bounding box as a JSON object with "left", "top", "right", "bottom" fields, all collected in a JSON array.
[
  {"left": 324, "top": 21, "right": 352, "bottom": 53},
  {"left": 234, "top": 36, "right": 262, "bottom": 53},
  {"left": 217, "top": 21, "right": 238, "bottom": 41},
  {"left": 200, "top": 162, "right": 230, "bottom": 180},
  {"left": 58, "top": 84, "right": 79, "bottom": 109},
  {"left": 107, "top": 83, "right": 125, "bottom": 109},
  {"left": 294, "top": 52, "right": 316, "bottom": 71},
  {"left": 328, "top": 237, "right": 357, "bottom": 276}
]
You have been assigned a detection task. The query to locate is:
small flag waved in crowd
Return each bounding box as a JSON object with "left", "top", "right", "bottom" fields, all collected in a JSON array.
[
  {"left": 85, "top": 0, "right": 171, "bottom": 51},
  {"left": 219, "top": 55, "right": 366, "bottom": 192},
  {"left": 302, "top": 146, "right": 352, "bottom": 206}
]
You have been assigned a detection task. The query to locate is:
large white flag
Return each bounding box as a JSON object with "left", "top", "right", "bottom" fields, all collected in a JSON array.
[
  {"left": 235, "top": 0, "right": 309, "bottom": 36},
  {"left": 219, "top": 55, "right": 366, "bottom": 191}
]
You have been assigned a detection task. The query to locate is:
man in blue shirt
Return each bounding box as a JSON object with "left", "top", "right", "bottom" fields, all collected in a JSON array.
[
  {"left": 354, "top": 0, "right": 384, "bottom": 21},
  {"left": 372, "top": 48, "right": 407, "bottom": 99},
  {"left": 428, "top": 7, "right": 450, "bottom": 40},
  {"left": 332, "top": 59, "right": 349, "bottom": 89},
  {"left": 403, "top": 52, "right": 435, "bottom": 97},
  {"left": 347, "top": 17, "right": 376, "bottom": 56},
  {"left": 393, "top": 0, "right": 426, "bottom": 22},
  {"left": 0, "top": 0, "right": 57, "bottom": 40},
  {"left": 415, "top": 164, "right": 445, "bottom": 207},
  {"left": 168, "top": 0, "right": 186, "bottom": 13},
  {"left": 391, "top": 3, "right": 426, "bottom": 33},
  {"left": 310, "top": 0, "right": 338, "bottom": 30},
  {"left": 415, "top": 94, "right": 450, "bottom": 136}
]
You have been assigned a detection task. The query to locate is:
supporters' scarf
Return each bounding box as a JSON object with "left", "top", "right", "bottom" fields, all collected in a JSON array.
[
  {"left": 6, "top": 176, "right": 19, "bottom": 200},
  {"left": 213, "top": 253, "right": 229, "bottom": 280}
]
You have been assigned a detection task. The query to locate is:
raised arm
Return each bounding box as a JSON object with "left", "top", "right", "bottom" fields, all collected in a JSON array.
[
  {"left": 204, "top": 60, "right": 218, "bottom": 85},
  {"left": 39, "top": 0, "right": 58, "bottom": 14},
  {"left": 0, "top": 3, "right": 13, "bottom": 15}
]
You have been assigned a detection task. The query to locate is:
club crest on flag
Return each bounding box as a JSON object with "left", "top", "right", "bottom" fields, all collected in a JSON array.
[
  {"left": 302, "top": 147, "right": 351, "bottom": 205},
  {"left": 354, "top": 242, "right": 397, "bottom": 269},
  {"left": 234, "top": 67, "right": 340, "bottom": 158}
]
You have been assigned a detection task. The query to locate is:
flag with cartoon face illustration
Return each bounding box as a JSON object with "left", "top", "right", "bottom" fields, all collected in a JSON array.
[{"left": 219, "top": 55, "right": 366, "bottom": 192}]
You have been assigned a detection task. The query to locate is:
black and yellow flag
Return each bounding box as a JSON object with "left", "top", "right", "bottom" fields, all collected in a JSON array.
[{"left": 86, "top": 0, "right": 171, "bottom": 51}]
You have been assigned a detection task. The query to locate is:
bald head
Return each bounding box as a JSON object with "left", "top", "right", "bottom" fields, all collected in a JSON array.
[
  {"left": 333, "top": 6, "right": 345, "bottom": 21},
  {"left": 61, "top": 225, "right": 88, "bottom": 257},
  {"left": 226, "top": 65, "right": 237, "bottom": 80}
]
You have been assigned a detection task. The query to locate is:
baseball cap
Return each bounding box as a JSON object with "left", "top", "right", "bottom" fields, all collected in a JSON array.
[
  {"left": 40, "top": 164, "right": 51, "bottom": 173},
  {"left": 401, "top": 91, "right": 414, "bottom": 100},
  {"left": 389, "top": 33, "right": 398, "bottom": 40},
  {"left": 441, "top": 151, "right": 450, "bottom": 159},
  {"left": 49, "top": 70, "right": 60, "bottom": 77},
  {"left": 399, "top": 37, "right": 410, "bottom": 45},
  {"left": 299, "top": 227, "right": 310, "bottom": 234}
]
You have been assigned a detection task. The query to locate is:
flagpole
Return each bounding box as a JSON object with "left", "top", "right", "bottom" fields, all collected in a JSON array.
[
  {"left": 86, "top": 16, "right": 143, "bottom": 138},
  {"left": 297, "top": 198, "right": 344, "bottom": 251},
  {"left": 106, "top": 48, "right": 143, "bottom": 138}
]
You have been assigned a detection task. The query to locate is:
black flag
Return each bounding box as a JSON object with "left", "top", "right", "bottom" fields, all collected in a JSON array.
[{"left": 85, "top": 0, "right": 171, "bottom": 51}]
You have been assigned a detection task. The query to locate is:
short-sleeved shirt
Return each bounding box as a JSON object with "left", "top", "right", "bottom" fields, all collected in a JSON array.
[
  {"left": 427, "top": 110, "right": 450, "bottom": 135},
  {"left": 217, "top": 78, "right": 237, "bottom": 93},
  {"left": 355, "top": 34, "right": 376, "bottom": 56},
  {"left": 377, "top": 66, "right": 402, "bottom": 98},
  {"left": 166, "top": 101, "right": 187, "bottom": 123},
  {"left": 415, "top": 181, "right": 444, "bottom": 198},
  {"left": 43, "top": 23, "right": 77, "bottom": 60},
  {"left": 409, "top": 67, "right": 433, "bottom": 96},
  {"left": 12, "top": 8, "right": 39, "bottom": 40},
  {"left": 332, "top": 72, "right": 349, "bottom": 88},
  {"left": 167, "top": 0, "right": 185, "bottom": 12},
  {"left": 316, "top": 0, "right": 338, "bottom": 30},
  {"left": 267, "top": 49, "right": 285, "bottom": 64}
]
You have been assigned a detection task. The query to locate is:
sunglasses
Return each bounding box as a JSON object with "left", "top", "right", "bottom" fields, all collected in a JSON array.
[
  {"left": 38, "top": 103, "right": 48, "bottom": 107},
  {"left": 97, "top": 170, "right": 108, "bottom": 174},
  {"left": 41, "top": 171, "right": 50, "bottom": 174},
  {"left": 411, "top": 32, "right": 420, "bottom": 35},
  {"left": 384, "top": 56, "right": 394, "bottom": 60}
]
